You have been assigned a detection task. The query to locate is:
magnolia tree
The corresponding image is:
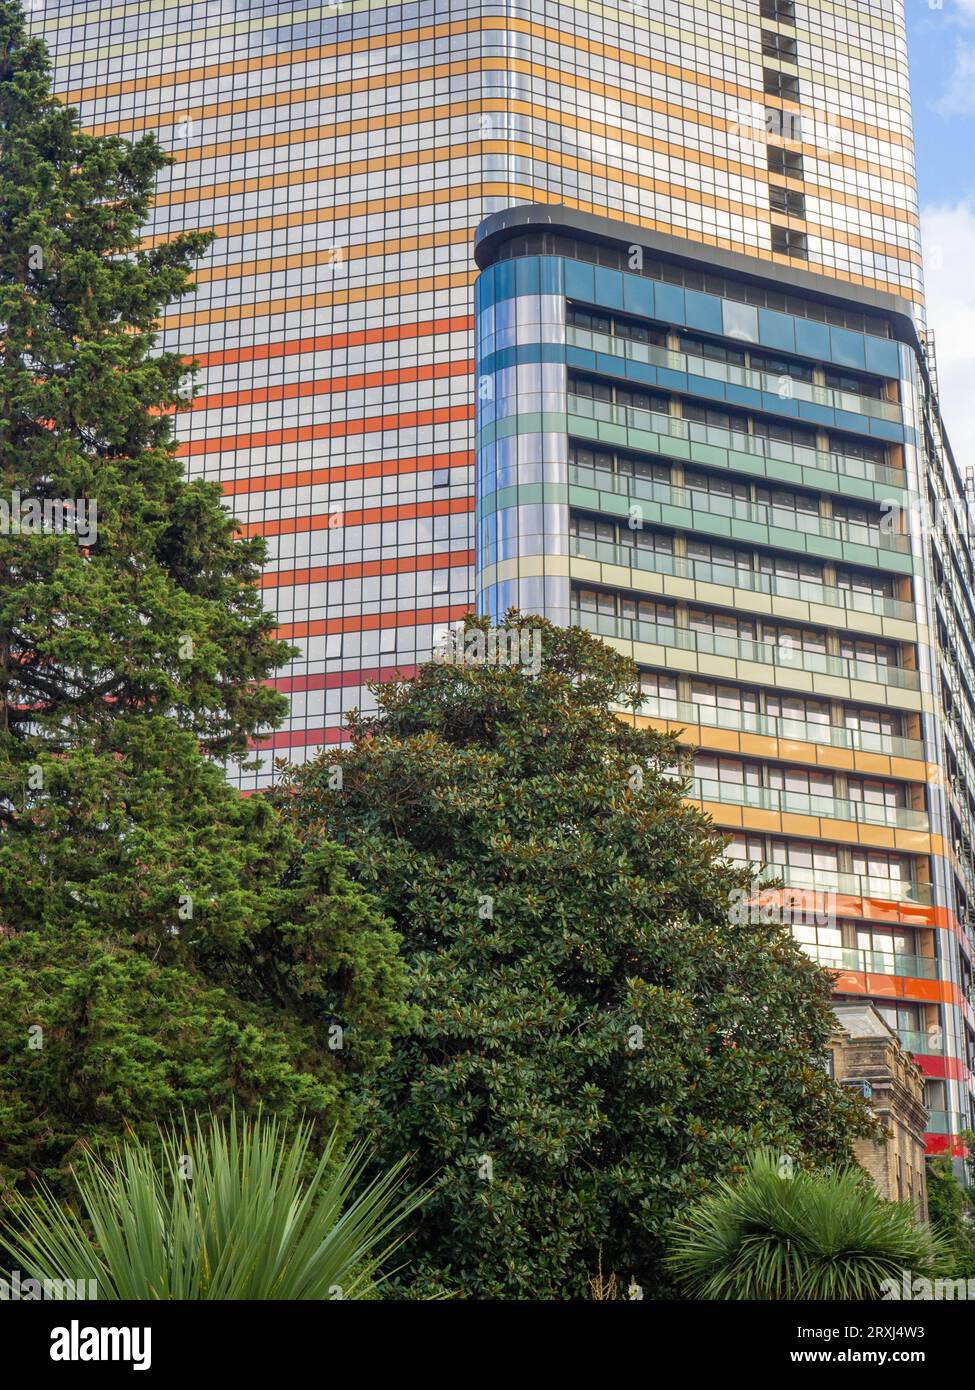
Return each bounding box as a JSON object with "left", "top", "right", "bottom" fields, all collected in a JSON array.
[{"left": 278, "top": 613, "right": 875, "bottom": 1299}]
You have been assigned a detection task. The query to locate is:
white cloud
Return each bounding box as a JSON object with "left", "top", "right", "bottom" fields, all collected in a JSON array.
[
  {"left": 921, "top": 202, "right": 975, "bottom": 467},
  {"left": 935, "top": 41, "right": 975, "bottom": 114}
]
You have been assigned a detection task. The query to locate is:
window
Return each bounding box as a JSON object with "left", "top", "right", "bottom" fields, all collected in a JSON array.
[
  {"left": 767, "top": 765, "right": 835, "bottom": 799},
  {"left": 844, "top": 706, "right": 899, "bottom": 737},
  {"left": 831, "top": 434, "right": 886, "bottom": 465},
  {"left": 762, "top": 30, "right": 798, "bottom": 60},
  {"left": 771, "top": 226, "right": 808, "bottom": 258},
  {"left": 757, "top": 553, "right": 822, "bottom": 583},
  {"left": 639, "top": 670, "right": 678, "bottom": 702},
  {"left": 766, "top": 693, "right": 830, "bottom": 725},
  {"left": 686, "top": 470, "right": 750, "bottom": 505},
  {"left": 851, "top": 849, "right": 908, "bottom": 882},
  {"left": 682, "top": 399, "right": 749, "bottom": 433},
  {"left": 764, "top": 68, "right": 800, "bottom": 100},
  {"left": 689, "top": 608, "right": 755, "bottom": 641},
  {"left": 761, "top": 0, "right": 796, "bottom": 21},
  {"left": 840, "top": 636, "right": 895, "bottom": 668},
  {"left": 694, "top": 754, "right": 762, "bottom": 787},
  {"left": 768, "top": 146, "right": 804, "bottom": 178},
  {"left": 848, "top": 777, "right": 905, "bottom": 809},
  {"left": 679, "top": 333, "right": 747, "bottom": 367},
  {"left": 691, "top": 680, "right": 760, "bottom": 715},
  {"left": 836, "top": 569, "right": 893, "bottom": 599},
  {"left": 770, "top": 186, "right": 806, "bottom": 218},
  {"left": 766, "top": 622, "right": 826, "bottom": 655},
  {"left": 756, "top": 485, "right": 820, "bottom": 528}
]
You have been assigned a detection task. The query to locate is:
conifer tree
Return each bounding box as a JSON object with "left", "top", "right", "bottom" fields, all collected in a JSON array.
[{"left": 0, "top": 3, "right": 409, "bottom": 1189}]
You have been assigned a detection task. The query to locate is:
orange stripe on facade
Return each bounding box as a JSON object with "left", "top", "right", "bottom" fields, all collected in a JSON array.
[
  {"left": 192, "top": 316, "right": 472, "bottom": 368},
  {"left": 273, "top": 602, "right": 471, "bottom": 641},
  {"left": 59, "top": 16, "right": 914, "bottom": 153},
  {"left": 91, "top": 97, "right": 918, "bottom": 226},
  {"left": 191, "top": 358, "right": 472, "bottom": 414},
  {"left": 220, "top": 450, "right": 474, "bottom": 499},
  {"left": 149, "top": 142, "right": 921, "bottom": 267},
  {"left": 178, "top": 404, "right": 474, "bottom": 457},
  {"left": 239, "top": 494, "right": 474, "bottom": 539},
  {"left": 159, "top": 188, "right": 916, "bottom": 332},
  {"left": 259, "top": 550, "right": 474, "bottom": 590}
]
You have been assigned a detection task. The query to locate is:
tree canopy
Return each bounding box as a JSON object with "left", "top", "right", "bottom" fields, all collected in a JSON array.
[{"left": 279, "top": 613, "right": 875, "bottom": 1298}]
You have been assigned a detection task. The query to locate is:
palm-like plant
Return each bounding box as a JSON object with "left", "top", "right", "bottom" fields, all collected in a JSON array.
[
  {"left": 0, "top": 1111, "right": 424, "bottom": 1299},
  {"left": 667, "top": 1149, "right": 948, "bottom": 1300}
]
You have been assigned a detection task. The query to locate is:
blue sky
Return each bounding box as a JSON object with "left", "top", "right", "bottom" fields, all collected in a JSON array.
[
  {"left": 908, "top": 0, "right": 975, "bottom": 204},
  {"left": 907, "top": 0, "right": 975, "bottom": 462}
]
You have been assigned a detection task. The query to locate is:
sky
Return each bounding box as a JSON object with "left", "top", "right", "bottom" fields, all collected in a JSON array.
[{"left": 908, "top": 0, "right": 975, "bottom": 466}]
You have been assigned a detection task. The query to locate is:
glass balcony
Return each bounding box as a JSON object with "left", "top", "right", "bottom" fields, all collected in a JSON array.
[
  {"left": 575, "top": 608, "right": 921, "bottom": 691},
  {"left": 753, "top": 863, "right": 933, "bottom": 906},
  {"left": 800, "top": 943, "right": 939, "bottom": 981},
  {"left": 691, "top": 776, "right": 929, "bottom": 832},
  {"left": 569, "top": 534, "right": 914, "bottom": 625},
  {"left": 567, "top": 462, "right": 912, "bottom": 559},
  {"left": 565, "top": 325, "right": 904, "bottom": 426},
  {"left": 899, "top": 1029, "right": 945, "bottom": 1056},
  {"left": 926, "top": 1109, "right": 968, "bottom": 1133},
  {"left": 566, "top": 393, "right": 907, "bottom": 491},
  {"left": 633, "top": 692, "right": 924, "bottom": 762}
]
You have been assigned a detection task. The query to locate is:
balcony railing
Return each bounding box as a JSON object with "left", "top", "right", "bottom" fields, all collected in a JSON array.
[
  {"left": 565, "top": 325, "right": 904, "bottom": 426},
  {"left": 692, "top": 776, "right": 929, "bottom": 832},
  {"left": 926, "top": 1109, "right": 968, "bottom": 1133},
  {"left": 899, "top": 1029, "right": 945, "bottom": 1056},
  {"left": 569, "top": 535, "right": 914, "bottom": 624},
  {"left": 575, "top": 608, "right": 921, "bottom": 691},
  {"left": 633, "top": 692, "right": 924, "bottom": 762},
  {"left": 753, "top": 863, "right": 933, "bottom": 906},
  {"left": 565, "top": 393, "right": 907, "bottom": 491},
  {"left": 800, "top": 943, "right": 939, "bottom": 981},
  {"left": 567, "top": 462, "right": 912, "bottom": 559}
]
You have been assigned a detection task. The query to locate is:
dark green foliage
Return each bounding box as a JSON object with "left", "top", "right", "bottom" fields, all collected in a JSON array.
[
  {"left": 0, "top": 4, "right": 409, "bottom": 1191},
  {"left": 667, "top": 1149, "right": 948, "bottom": 1300},
  {"left": 926, "top": 1156, "right": 975, "bottom": 1279},
  {"left": 280, "top": 613, "right": 876, "bottom": 1299}
]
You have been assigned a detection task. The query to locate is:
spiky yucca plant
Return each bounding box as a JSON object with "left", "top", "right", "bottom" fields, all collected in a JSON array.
[
  {"left": 667, "top": 1149, "right": 948, "bottom": 1300},
  {"left": 0, "top": 1111, "right": 424, "bottom": 1299}
]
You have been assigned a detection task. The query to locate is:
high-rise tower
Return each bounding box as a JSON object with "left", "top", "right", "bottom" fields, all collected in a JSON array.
[
  {"left": 36, "top": 1, "right": 974, "bottom": 1162},
  {"left": 35, "top": 0, "right": 924, "bottom": 783}
]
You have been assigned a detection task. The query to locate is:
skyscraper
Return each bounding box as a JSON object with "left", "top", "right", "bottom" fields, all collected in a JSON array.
[
  {"left": 36, "top": 0, "right": 924, "bottom": 783},
  {"left": 36, "top": 0, "right": 974, "bottom": 1161},
  {"left": 473, "top": 204, "right": 973, "bottom": 1165}
]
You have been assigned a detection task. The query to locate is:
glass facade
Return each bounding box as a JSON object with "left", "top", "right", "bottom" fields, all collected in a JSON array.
[
  {"left": 33, "top": 0, "right": 970, "bottom": 1161},
  {"left": 474, "top": 214, "right": 975, "bottom": 1162},
  {"left": 33, "top": 0, "right": 924, "bottom": 789}
]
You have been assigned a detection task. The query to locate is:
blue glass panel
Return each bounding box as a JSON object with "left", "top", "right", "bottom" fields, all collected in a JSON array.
[
  {"left": 722, "top": 300, "right": 759, "bottom": 343},
  {"left": 684, "top": 290, "right": 723, "bottom": 332},
  {"left": 829, "top": 327, "right": 866, "bottom": 370},
  {"left": 794, "top": 318, "right": 830, "bottom": 361},
  {"left": 864, "top": 337, "right": 900, "bottom": 378},
  {"left": 652, "top": 281, "right": 685, "bottom": 325},
  {"left": 564, "top": 259, "right": 595, "bottom": 304},
  {"left": 594, "top": 266, "right": 623, "bottom": 309},
  {"left": 622, "top": 272, "right": 654, "bottom": 317},
  {"left": 758, "top": 308, "right": 796, "bottom": 352}
]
